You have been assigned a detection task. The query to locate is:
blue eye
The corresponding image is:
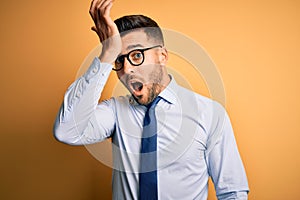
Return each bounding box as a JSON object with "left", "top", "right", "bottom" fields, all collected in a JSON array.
[
  {"left": 134, "top": 53, "right": 142, "bottom": 59},
  {"left": 130, "top": 51, "right": 143, "bottom": 62}
]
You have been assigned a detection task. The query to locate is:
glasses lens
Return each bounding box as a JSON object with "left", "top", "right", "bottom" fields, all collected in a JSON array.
[
  {"left": 129, "top": 50, "right": 143, "bottom": 65},
  {"left": 114, "top": 56, "right": 124, "bottom": 70}
]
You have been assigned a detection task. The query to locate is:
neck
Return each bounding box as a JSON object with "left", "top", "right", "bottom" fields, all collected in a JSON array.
[{"left": 159, "top": 73, "right": 171, "bottom": 92}]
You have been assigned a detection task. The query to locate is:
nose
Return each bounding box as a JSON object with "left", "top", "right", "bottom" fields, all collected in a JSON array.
[{"left": 123, "top": 57, "right": 134, "bottom": 74}]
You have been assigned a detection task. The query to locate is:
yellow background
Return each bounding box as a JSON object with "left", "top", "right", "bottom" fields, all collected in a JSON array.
[{"left": 1, "top": 0, "right": 299, "bottom": 199}]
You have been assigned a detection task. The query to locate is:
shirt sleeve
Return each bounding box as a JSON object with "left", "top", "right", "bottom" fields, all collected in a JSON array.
[
  {"left": 53, "top": 57, "right": 116, "bottom": 145},
  {"left": 205, "top": 102, "right": 249, "bottom": 200}
]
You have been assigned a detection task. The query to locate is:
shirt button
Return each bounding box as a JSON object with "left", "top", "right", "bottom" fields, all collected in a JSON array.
[
  {"left": 92, "top": 67, "right": 98, "bottom": 73},
  {"left": 76, "top": 92, "right": 81, "bottom": 98}
]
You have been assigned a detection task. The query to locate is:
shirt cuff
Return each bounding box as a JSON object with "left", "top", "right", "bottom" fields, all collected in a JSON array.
[{"left": 83, "top": 57, "right": 112, "bottom": 83}]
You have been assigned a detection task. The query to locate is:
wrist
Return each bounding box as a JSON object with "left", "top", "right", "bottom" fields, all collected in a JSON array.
[{"left": 99, "top": 50, "right": 116, "bottom": 64}]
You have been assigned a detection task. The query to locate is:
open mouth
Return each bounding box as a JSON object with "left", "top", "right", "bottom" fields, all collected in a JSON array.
[{"left": 131, "top": 81, "right": 143, "bottom": 92}]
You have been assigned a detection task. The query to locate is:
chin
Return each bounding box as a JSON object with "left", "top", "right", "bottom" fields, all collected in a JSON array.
[
  {"left": 136, "top": 97, "right": 148, "bottom": 105},
  {"left": 133, "top": 86, "right": 157, "bottom": 105},
  {"left": 133, "top": 94, "right": 150, "bottom": 105}
]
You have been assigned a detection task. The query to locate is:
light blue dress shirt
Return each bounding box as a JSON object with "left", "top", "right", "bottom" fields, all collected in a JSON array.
[{"left": 54, "top": 57, "right": 249, "bottom": 199}]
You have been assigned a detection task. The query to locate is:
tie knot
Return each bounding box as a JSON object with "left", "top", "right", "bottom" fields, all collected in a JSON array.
[{"left": 147, "top": 96, "right": 161, "bottom": 110}]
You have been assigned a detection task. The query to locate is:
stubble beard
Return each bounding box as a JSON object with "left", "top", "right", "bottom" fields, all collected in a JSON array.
[{"left": 138, "top": 66, "right": 164, "bottom": 105}]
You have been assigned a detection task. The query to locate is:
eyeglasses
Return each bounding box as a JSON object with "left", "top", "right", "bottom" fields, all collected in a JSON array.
[{"left": 113, "top": 45, "right": 162, "bottom": 71}]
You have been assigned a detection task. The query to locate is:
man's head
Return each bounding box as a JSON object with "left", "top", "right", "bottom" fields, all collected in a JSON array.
[
  {"left": 113, "top": 15, "right": 170, "bottom": 105},
  {"left": 114, "top": 15, "right": 164, "bottom": 46}
]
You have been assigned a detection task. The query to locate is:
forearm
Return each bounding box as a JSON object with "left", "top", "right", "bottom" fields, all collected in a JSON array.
[{"left": 53, "top": 57, "right": 113, "bottom": 145}]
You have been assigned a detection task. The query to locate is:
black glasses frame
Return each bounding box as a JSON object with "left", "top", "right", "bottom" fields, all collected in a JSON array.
[{"left": 113, "top": 45, "right": 162, "bottom": 71}]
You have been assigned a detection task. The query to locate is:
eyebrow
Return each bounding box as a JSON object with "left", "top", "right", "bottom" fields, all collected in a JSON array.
[
  {"left": 116, "top": 44, "right": 145, "bottom": 58},
  {"left": 126, "top": 44, "right": 144, "bottom": 51}
]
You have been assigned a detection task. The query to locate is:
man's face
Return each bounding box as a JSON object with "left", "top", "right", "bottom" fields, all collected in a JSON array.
[{"left": 116, "top": 30, "right": 168, "bottom": 105}]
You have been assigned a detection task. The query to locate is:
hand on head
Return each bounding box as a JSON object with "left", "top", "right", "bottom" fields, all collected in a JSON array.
[{"left": 89, "top": 0, "right": 121, "bottom": 63}]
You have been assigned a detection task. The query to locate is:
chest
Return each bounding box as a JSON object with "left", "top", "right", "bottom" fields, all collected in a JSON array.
[{"left": 113, "top": 102, "right": 208, "bottom": 164}]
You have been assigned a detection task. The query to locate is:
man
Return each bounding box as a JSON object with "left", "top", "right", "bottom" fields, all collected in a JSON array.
[{"left": 54, "top": 0, "right": 249, "bottom": 199}]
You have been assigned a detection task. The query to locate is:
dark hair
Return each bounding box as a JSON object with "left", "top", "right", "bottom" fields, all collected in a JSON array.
[{"left": 114, "top": 15, "right": 164, "bottom": 45}]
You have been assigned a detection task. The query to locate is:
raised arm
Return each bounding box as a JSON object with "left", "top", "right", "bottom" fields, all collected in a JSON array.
[{"left": 53, "top": 0, "right": 121, "bottom": 145}]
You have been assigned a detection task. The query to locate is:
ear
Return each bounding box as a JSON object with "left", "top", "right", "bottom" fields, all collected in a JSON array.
[{"left": 159, "top": 47, "right": 168, "bottom": 65}]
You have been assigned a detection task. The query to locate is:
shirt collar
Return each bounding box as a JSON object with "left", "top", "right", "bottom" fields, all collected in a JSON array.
[
  {"left": 129, "top": 75, "right": 179, "bottom": 106},
  {"left": 158, "top": 75, "right": 179, "bottom": 105}
]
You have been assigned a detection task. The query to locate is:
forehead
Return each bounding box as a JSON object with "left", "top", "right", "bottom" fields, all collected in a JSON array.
[{"left": 121, "top": 30, "right": 153, "bottom": 52}]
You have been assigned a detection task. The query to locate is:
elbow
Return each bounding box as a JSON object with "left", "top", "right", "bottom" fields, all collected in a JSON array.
[
  {"left": 53, "top": 111, "right": 69, "bottom": 144},
  {"left": 53, "top": 124, "right": 69, "bottom": 144},
  {"left": 53, "top": 120, "right": 75, "bottom": 145},
  {"left": 52, "top": 105, "right": 83, "bottom": 145},
  {"left": 52, "top": 121, "right": 84, "bottom": 146}
]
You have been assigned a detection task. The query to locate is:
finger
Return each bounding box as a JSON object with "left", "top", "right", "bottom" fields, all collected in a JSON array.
[
  {"left": 100, "top": 0, "right": 112, "bottom": 9},
  {"left": 98, "top": 0, "right": 112, "bottom": 15},
  {"left": 90, "top": 0, "right": 104, "bottom": 19},
  {"left": 98, "top": 0, "right": 110, "bottom": 8},
  {"left": 89, "top": 0, "right": 95, "bottom": 12},
  {"left": 92, "top": 0, "right": 108, "bottom": 23},
  {"left": 89, "top": 0, "right": 99, "bottom": 18},
  {"left": 103, "top": 1, "right": 113, "bottom": 18},
  {"left": 91, "top": 26, "right": 97, "bottom": 32},
  {"left": 103, "top": 2, "right": 115, "bottom": 28}
]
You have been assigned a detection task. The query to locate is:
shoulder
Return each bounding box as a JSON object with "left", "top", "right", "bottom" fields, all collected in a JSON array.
[
  {"left": 176, "top": 85, "right": 227, "bottom": 127},
  {"left": 176, "top": 84, "right": 219, "bottom": 110}
]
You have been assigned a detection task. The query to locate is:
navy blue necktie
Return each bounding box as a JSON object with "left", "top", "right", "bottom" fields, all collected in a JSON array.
[{"left": 139, "top": 97, "right": 161, "bottom": 200}]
